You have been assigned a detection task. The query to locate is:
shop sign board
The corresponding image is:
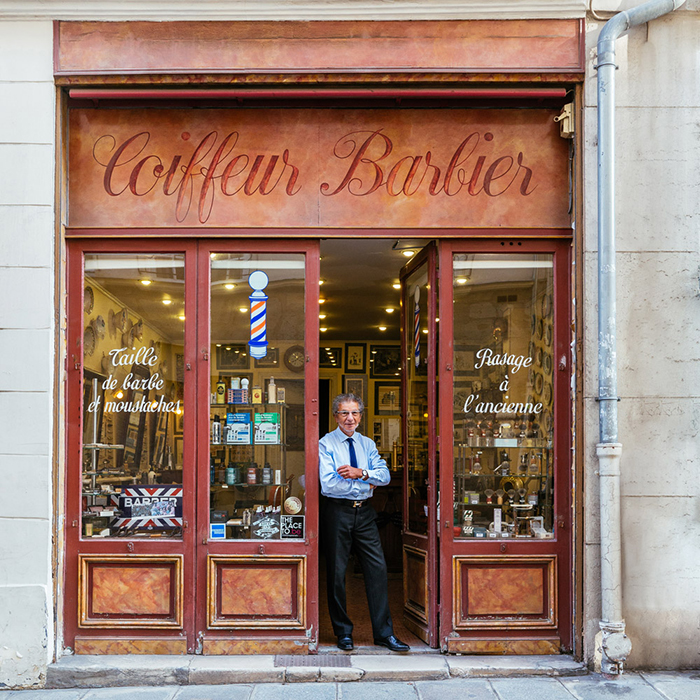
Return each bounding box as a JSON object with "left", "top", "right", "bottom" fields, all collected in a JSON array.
[{"left": 68, "top": 108, "right": 569, "bottom": 229}]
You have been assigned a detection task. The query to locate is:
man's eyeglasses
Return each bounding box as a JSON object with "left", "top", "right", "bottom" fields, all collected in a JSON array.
[{"left": 336, "top": 411, "right": 362, "bottom": 417}]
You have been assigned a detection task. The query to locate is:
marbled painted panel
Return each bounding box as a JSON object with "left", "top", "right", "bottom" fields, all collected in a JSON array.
[
  {"left": 467, "top": 566, "right": 544, "bottom": 616},
  {"left": 447, "top": 637, "right": 559, "bottom": 654},
  {"left": 203, "top": 638, "right": 308, "bottom": 655},
  {"left": 91, "top": 565, "right": 171, "bottom": 616},
  {"left": 220, "top": 565, "right": 293, "bottom": 617},
  {"left": 74, "top": 636, "right": 187, "bottom": 655}
]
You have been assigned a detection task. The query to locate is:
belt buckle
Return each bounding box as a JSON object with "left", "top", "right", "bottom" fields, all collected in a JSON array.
[{"left": 352, "top": 500, "right": 363, "bottom": 508}]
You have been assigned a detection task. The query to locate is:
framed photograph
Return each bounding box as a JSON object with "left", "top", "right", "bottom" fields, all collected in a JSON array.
[
  {"left": 344, "top": 343, "right": 366, "bottom": 373},
  {"left": 254, "top": 347, "right": 279, "bottom": 369},
  {"left": 174, "top": 437, "right": 184, "bottom": 467},
  {"left": 174, "top": 410, "right": 184, "bottom": 436},
  {"left": 453, "top": 345, "right": 479, "bottom": 377},
  {"left": 320, "top": 347, "right": 342, "bottom": 368},
  {"left": 216, "top": 344, "right": 250, "bottom": 370},
  {"left": 374, "top": 381, "right": 401, "bottom": 415},
  {"left": 370, "top": 344, "right": 401, "bottom": 378},
  {"left": 343, "top": 374, "right": 368, "bottom": 434}
]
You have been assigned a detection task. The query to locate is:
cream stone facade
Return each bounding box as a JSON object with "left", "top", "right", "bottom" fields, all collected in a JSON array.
[{"left": 0, "top": 0, "right": 697, "bottom": 689}]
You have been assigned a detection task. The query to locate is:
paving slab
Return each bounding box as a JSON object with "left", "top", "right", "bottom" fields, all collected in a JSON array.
[
  {"left": 173, "top": 685, "right": 254, "bottom": 700},
  {"left": 318, "top": 667, "right": 364, "bottom": 682},
  {"left": 2, "top": 691, "right": 89, "bottom": 699},
  {"left": 339, "top": 681, "right": 419, "bottom": 700},
  {"left": 447, "top": 656, "right": 586, "bottom": 678},
  {"left": 249, "top": 683, "right": 337, "bottom": 700},
  {"left": 188, "top": 656, "right": 283, "bottom": 685},
  {"left": 415, "top": 678, "right": 497, "bottom": 700},
  {"left": 45, "top": 656, "right": 189, "bottom": 689},
  {"left": 352, "top": 655, "right": 449, "bottom": 682},
  {"left": 561, "top": 672, "right": 664, "bottom": 699},
  {"left": 490, "top": 677, "right": 575, "bottom": 700},
  {"left": 82, "top": 689, "right": 178, "bottom": 700},
  {"left": 640, "top": 672, "right": 700, "bottom": 700}
]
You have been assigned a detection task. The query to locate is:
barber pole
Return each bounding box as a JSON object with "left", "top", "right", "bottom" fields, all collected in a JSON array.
[
  {"left": 413, "top": 285, "right": 421, "bottom": 368},
  {"left": 248, "top": 270, "right": 269, "bottom": 359}
]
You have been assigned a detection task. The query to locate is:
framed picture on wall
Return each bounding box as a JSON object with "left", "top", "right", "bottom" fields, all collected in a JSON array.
[
  {"left": 254, "top": 347, "right": 279, "bottom": 369},
  {"left": 344, "top": 343, "right": 366, "bottom": 373},
  {"left": 216, "top": 344, "right": 250, "bottom": 370},
  {"left": 369, "top": 344, "right": 401, "bottom": 378},
  {"left": 320, "top": 347, "right": 342, "bottom": 368},
  {"left": 374, "top": 381, "right": 401, "bottom": 415}
]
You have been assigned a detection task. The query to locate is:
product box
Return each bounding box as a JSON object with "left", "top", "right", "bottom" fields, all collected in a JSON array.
[
  {"left": 225, "top": 412, "right": 252, "bottom": 444},
  {"left": 229, "top": 389, "right": 248, "bottom": 405},
  {"left": 254, "top": 412, "right": 280, "bottom": 444}
]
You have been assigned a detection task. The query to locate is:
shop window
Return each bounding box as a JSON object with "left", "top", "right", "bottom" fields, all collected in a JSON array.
[
  {"left": 208, "top": 253, "right": 306, "bottom": 541},
  {"left": 82, "top": 254, "right": 186, "bottom": 539},
  {"left": 452, "top": 254, "right": 555, "bottom": 540}
]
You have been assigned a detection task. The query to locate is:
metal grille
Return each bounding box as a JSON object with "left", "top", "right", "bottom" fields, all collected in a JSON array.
[{"left": 274, "top": 655, "right": 352, "bottom": 667}]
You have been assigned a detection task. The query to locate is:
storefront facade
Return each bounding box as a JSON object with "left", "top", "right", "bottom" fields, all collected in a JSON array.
[{"left": 1, "top": 0, "right": 698, "bottom": 689}]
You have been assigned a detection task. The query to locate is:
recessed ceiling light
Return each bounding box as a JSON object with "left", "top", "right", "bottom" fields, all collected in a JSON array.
[
  {"left": 319, "top": 314, "right": 327, "bottom": 319},
  {"left": 392, "top": 282, "right": 401, "bottom": 290},
  {"left": 319, "top": 298, "right": 326, "bottom": 304},
  {"left": 456, "top": 277, "right": 467, "bottom": 285},
  {"left": 325, "top": 347, "right": 331, "bottom": 351},
  {"left": 320, "top": 327, "right": 328, "bottom": 332},
  {"left": 162, "top": 299, "right": 172, "bottom": 305},
  {"left": 385, "top": 308, "right": 395, "bottom": 314},
  {"left": 140, "top": 279, "right": 152, "bottom": 286},
  {"left": 178, "top": 315, "right": 185, "bottom": 321},
  {"left": 239, "top": 307, "right": 247, "bottom": 313},
  {"left": 216, "top": 343, "right": 221, "bottom": 347},
  {"left": 319, "top": 279, "right": 325, "bottom": 286},
  {"left": 422, "top": 329, "right": 429, "bottom": 334},
  {"left": 224, "top": 283, "right": 235, "bottom": 290},
  {"left": 402, "top": 250, "right": 415, "bottom": 258},
  {"left": 379, "top": 326, "right": 387, "bottom": 331},
  {"left": 226, "top": 346, "right": 232, "bottom": 351}
]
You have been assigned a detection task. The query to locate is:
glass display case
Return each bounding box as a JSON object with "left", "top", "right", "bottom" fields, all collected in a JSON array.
[{"left": 452, "top": 253, "right": 555, "bottom": 540}]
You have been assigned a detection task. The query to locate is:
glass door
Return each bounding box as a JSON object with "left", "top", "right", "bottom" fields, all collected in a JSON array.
[
  {"left": 400, "top": 243, "right": 439, "bottom": 647},
  {"left": 195, "top": 240, "right": 320, "bottom": 653},
  {"left": 438, "top": 239, "right": 572, "bottom": 654}
]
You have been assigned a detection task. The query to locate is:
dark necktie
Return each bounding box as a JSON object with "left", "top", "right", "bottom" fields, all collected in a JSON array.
[{"left": 347, "top": 437, "right": 358, "bottom": 469}]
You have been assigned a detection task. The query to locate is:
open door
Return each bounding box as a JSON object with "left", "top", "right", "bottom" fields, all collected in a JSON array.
[{"left": 400, "top": 242, "right": 439, "bottom": 647}]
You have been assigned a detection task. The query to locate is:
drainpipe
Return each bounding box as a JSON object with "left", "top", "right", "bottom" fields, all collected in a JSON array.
[{"left": 595, "top": 0, "right": 685, "bottom": 676}]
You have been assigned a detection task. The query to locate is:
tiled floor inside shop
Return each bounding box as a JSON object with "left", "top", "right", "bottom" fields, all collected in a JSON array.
[{"left": 318, "top": 557, "right": 429, "bottom": 651}]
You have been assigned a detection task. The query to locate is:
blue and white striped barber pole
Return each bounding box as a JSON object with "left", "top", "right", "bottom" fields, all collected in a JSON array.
[
  {"left": 413, "top": 285, "right": 420, "bottom": 368},
  {"left": 248, "top": 270, "right": 269, "bottom": 359}
]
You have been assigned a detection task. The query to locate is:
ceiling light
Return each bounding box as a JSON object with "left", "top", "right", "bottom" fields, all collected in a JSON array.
[
  {"left": 178, "top": 315, "right": 185, "bottom": 321},
  {"left": 320, "top": 327, "right": 328, "bottom": 332},
  {"left": 422, "top": 329, "right": 429, "bottom": 334},
  {"left": 224, "top": 283, "right": 235, "bottom": 290},
  {"left": 402, "top": 250, "right": 415, "bottom": 258},
  {"left": 210, "top": 253, "right": 217, "bottom": 259},
  {"left": 239, "top": 307, "right": 247, "bottom": 313},
  {"left": 319, "top": 298, "right": 326, "bottom": 304},
  {"left": 385, "top": 308, "right": 395, "bottom": 314},
  {"left": 115, "top": 390, "right": 124, "bottom": 399},
  {"left": 319, "top": 314, "right": 327, "bottom": 320},
  {"left": 456, "top": 277, "right": 467, "bottom": 285},
  {"left": 392, "top": 282, "right": 401, "bottom": 290},
  {"left": 319, "top": 279, "right": 325, "bottom": 286},
  {"left": 226, "top": 346, "right": 232, "bottom": 351},
  {"left": 372, "top": 350, "right": 377, "bottom": 354},
  {"left": 162, "top": 299, "right": 172, "bottom": 305},
  {"left": 216, "top": 343, "right": 221, "bottom": 347},
  {"left": 140, "top": 279, "right": 152, "bottom": 286},
  {"left": 379, "top": 326, "right": 387, "bottom": 331},
  {"left": 325, "top": 347, "right": 331, "bottom": 351}
]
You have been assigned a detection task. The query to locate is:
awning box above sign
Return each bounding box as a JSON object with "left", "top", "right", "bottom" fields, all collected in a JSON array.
[{"left": 67, "top": 108, "right": 570, "bottom": 229}]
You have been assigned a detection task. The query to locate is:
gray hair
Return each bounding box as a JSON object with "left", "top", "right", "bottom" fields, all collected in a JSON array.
[{"left": 332, "top": 393, "right": 364, "bottom": 415}]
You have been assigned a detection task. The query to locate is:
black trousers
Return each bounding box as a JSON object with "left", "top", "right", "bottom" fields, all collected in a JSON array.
[{"left": 321, "top": 495, "right": 394, "bottom": 639}]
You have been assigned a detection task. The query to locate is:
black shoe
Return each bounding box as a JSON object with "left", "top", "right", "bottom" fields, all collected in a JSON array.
[
  {"left": 337, "top": 635, "right": 354, "bottom": 651},
  {"left": 374, "top": 634, "right": 410, "bottom": 652}
]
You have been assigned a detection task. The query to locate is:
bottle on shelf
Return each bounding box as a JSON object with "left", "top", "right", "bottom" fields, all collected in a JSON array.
[
  {"left": 240, "top": 377, "right": 249, "bottom": 404},
  {"left": 216, "top": 378, "right": 226, "bottom": 404},
  {"left": 267, "top": 376, "right": 277, "bottom": 403},
  {"left": 262, "top": 462, "right": 272, "bottom": 485},
  {"left": 211, "top": 415, "right": 221, "bottom": 444}
]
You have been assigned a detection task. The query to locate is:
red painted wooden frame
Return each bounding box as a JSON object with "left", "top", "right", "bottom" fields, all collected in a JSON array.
[{"left": 437, "top": 237, "right": 573, "bottom": 651}]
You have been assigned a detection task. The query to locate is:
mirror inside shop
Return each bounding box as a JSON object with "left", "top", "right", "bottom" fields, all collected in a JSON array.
[
  {"left": 80, "top": 252, "right": 307, "bottom": 540},
  {"left": 452, "top": 254, "right": 555, "bottom": 540}
]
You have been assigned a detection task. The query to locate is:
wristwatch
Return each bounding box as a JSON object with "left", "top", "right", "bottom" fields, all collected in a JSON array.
[{"left": 361, "top": 470, "right": 369, "bottom": 481}]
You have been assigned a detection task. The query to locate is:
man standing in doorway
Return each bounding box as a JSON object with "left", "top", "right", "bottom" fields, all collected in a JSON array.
[{"left": 319, "top": 393, "right": 410, "bottom": 652}]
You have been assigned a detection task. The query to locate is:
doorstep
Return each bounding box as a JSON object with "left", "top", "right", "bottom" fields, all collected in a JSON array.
[{"left": 45, "top": 653, "right": 587, "bottom": 688}]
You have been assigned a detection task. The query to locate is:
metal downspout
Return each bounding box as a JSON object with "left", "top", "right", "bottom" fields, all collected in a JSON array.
[{"left": 594, "top": 0, "right": 686, "bottom": 676}]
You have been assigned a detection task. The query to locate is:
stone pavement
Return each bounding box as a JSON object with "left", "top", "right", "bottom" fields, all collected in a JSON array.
[{"left": 2, "top": 673, "right": 700, "bottom": 699}]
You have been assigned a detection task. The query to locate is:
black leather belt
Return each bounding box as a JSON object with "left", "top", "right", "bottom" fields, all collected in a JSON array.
[{"left": 324, "top": 496, "right": 370, "bottom": 508}]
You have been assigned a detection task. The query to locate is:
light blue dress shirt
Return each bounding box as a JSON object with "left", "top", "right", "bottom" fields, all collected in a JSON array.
[{"left": 319, "top": 426, "right": 391, "bottom": 499}]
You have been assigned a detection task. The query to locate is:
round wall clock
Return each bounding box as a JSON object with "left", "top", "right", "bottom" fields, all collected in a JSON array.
[{"left": 284, "top": 345, "right": 305, "bottom": 373}]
